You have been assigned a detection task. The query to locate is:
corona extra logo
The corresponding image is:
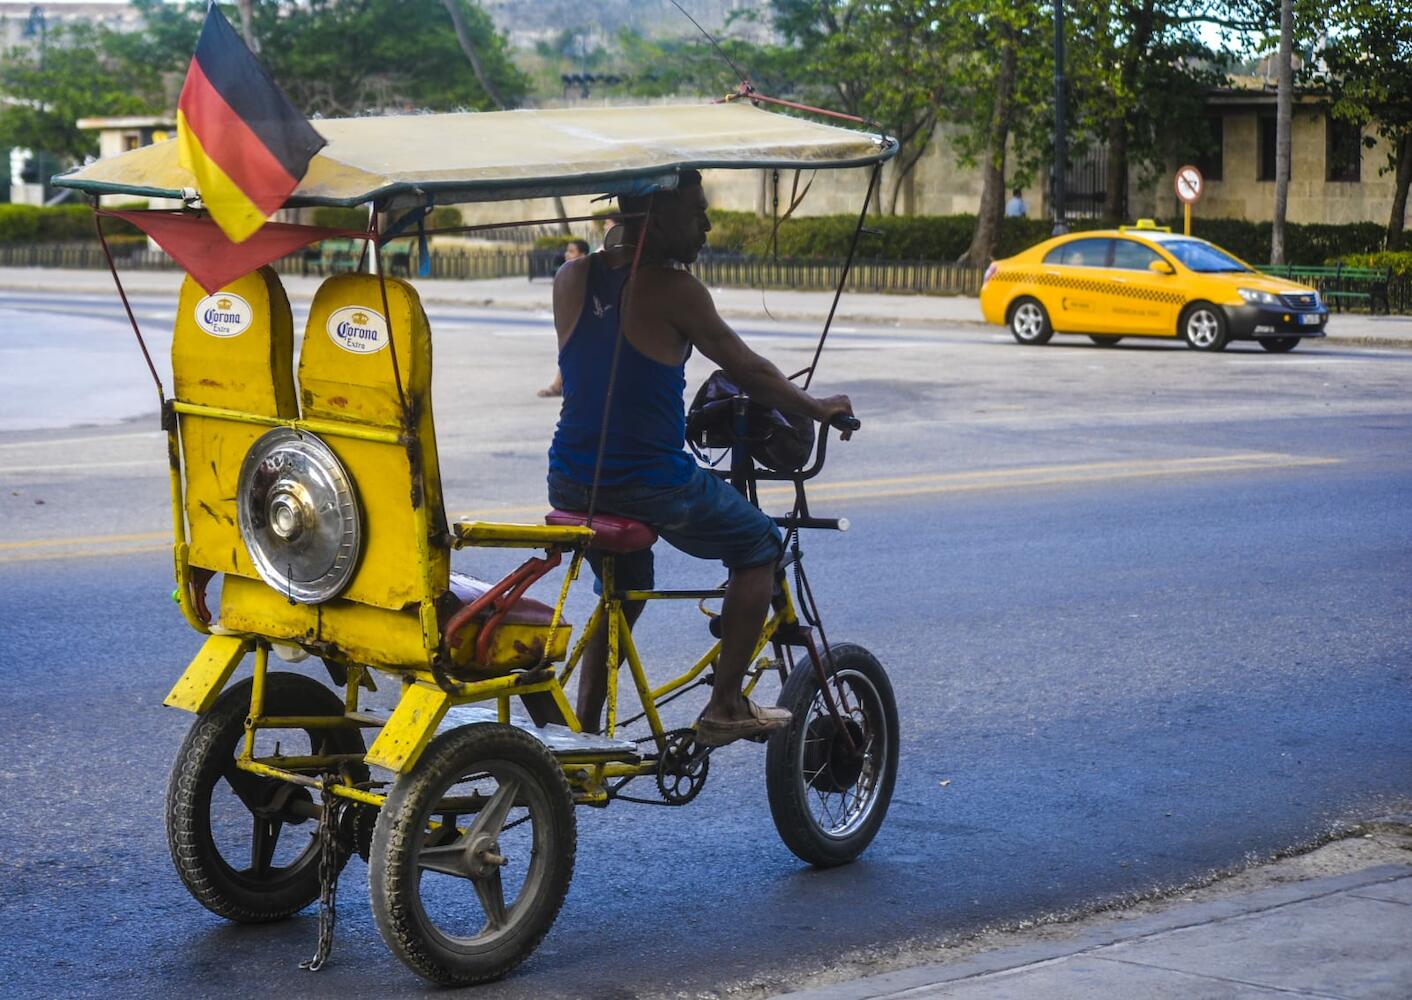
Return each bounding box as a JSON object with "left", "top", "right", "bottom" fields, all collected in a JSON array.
[
  {"left": 194, "top": 292, "right": 253, "bottom": 338},
  {"left": 326, "top": 305, "right": 389, "bottom": 355}
]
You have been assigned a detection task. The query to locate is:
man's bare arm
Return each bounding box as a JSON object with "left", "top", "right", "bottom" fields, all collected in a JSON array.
[{"left": 669, "top": 273, "right": 852, "bottom": 425}]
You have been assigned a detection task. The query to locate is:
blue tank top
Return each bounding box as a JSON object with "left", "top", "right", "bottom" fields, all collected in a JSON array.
[{"left": 548, "top": 253, "right": 695, "bottom": 488}]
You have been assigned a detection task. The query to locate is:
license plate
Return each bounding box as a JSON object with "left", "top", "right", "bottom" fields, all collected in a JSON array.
[{"left": 1299, "top": 314, "right": 1321, "bottom": 326}]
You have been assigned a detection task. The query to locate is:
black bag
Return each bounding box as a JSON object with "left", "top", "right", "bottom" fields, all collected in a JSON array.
[{"left": 687, "top": 370, "right": 816, "bottom": 472}]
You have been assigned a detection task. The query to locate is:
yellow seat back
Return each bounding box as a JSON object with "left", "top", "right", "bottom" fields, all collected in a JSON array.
[
  {"left": 171, "top": 268, "right": 296, "bottom": 576},
  {"left": 295, "top": 273, "right": 449, "bottom": 612}
]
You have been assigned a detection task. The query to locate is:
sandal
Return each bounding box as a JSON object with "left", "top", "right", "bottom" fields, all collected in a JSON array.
[{"left": 695, "top": 698, "right": 791, "bottom": 747}]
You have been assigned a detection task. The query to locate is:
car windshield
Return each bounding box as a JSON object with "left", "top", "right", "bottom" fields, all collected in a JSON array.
[{"left": 1161, "top": 239, "right": 1250, "bottom": 273}]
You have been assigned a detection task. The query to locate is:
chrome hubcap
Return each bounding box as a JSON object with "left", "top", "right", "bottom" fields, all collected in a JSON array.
[
  {"left": 1188, "top": 309, "right": 1219, "bottom": 347},
  {"left": 1013, "top": 303, "right": 1044, "bottom": 340}
]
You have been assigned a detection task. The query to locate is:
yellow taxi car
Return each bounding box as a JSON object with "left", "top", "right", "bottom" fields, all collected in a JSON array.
[{"left": 979, "top": 222, "right": 1329, "bottom": 352}]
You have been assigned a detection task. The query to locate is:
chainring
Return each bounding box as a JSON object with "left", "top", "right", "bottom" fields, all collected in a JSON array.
[{"left": 655, "top": 729, "right": 710, "bottom": 805}]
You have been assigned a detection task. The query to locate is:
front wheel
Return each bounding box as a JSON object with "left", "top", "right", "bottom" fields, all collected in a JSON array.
[
  {"left": 1009, "top": 297, "right": 1053, "bottom": 345},
  {"left": 369, "top": 723, "right": 575, "bottom": 986},
  {"left": 1260, "top": 336, "right": 1300, "bottom": 353},
  {"left": 766, "top": 643, "right": 899, "bottom": 867},
  {"left": 1181, "top": 302, "right": 1229, "bottom": 352}
]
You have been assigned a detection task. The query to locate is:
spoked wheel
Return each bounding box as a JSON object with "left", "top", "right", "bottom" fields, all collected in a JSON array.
[
  {"left": 166, "top": 672, "right": 367, "bottom": 922},
  {"left": 369, "top": 723, "right": 575, "bottom": 986},
  {"left": 766, "top": 643, "right": 899, "bottom": 867}
]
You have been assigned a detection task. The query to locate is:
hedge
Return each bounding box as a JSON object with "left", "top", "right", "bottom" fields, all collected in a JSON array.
[
  {"left": 1332, "top": 250, "right": 1412, "bottom": 276},
  {"left": 705, "top": 209, "right": 1394, "bottom": 265},
  {"left": 310, "top": 205, "right": 464, "bottom": 231},
  {"left": 0, "top": 203, "right": 148, "bottom": 242}
]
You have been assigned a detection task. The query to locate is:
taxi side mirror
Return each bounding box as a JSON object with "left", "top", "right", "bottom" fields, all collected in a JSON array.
[{"left": 1149, "top": 259, "right": 1175, "bottom": 276}]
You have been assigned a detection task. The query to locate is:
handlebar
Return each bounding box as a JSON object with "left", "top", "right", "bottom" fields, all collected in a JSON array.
[{"left": 830, "top": 414, "right": 861, "bottom": 433}]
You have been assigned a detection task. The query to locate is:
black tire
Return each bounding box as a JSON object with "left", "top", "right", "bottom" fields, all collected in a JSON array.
[
  {"left": 1181, "top": 302, "right": 1229, "bottom": 352},
  {"left": 766, "top": 643, "right": 899, "bottom": 867},
  {"left": 166, "top": 672, "right": 366, "bottom": 923},
  {"left": 369, "top": 723, "right": 575, "bottom": 986},
  {"left": 1089, "top": 335, "right": 1123, "bottom": 347},
  {"left": 1008, "top": 297, "right": 1053, "bottom": 345},
  {"left": 1259, "top": 336, "right": 1300, "bottom": 353}
]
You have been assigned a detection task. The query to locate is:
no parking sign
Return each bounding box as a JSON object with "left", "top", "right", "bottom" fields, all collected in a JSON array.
[{"left": 1174, "top": 165, "right": 1203, "bottom": 234}]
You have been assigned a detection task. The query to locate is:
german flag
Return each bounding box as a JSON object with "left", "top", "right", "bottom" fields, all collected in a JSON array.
[{"left": 177, "top": 6, "right": 325, "bottom": 243}]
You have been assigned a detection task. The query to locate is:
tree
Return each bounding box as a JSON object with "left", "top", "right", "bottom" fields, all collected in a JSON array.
[
  {"left": 108, "top": 1, "right": 527, "bottom": 118},
  {"left": 1270, "top": 0, "right": 1293, "bottom": 264},
  {"left": 1068, "top": 2, "right": 1241, "bottom": 220},
  {"left": 1317, "top": 2, "right": 1412, "bottom": 245},
  {"left": 0, "top": 23, "right": 164, "bottom": 164}
]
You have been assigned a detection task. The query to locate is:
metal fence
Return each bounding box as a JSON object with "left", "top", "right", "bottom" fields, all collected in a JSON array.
[
  {"left": 1, "top": 241, "right": 1406, "bottom": 310},
  {"left": 692, "top": 252, "right": 985, "bottom": 296}
]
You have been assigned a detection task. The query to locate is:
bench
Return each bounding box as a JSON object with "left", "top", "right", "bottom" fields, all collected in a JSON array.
[{"left": 1256, "top": 263, "right": 1392, "bottom": 314}]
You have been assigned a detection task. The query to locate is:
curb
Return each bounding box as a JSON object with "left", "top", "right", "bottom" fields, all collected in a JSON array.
[{"left": 772, "top": 864, "right": 1412, "bottom": 999}]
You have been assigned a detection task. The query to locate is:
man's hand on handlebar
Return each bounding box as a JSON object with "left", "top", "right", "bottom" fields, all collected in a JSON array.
[{"left": 813, "top": 394, "right": 857, "bottom": 440}]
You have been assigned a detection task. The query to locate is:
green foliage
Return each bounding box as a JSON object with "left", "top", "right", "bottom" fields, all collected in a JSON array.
[
  {"left": 704, "top": 209, "right": 1389, "bottom": 265},
  {"left": 0, "top": 204, "right": 143, "bottom": 242},
  {"left": 1331, "top": 251, "right": 1412, "bottom": 277},
  {"left": 311, "top": 207, "right": 369, "bottom": 230},
  {"left": 533, "top": 235, "right": 576, "bottom": 250},
  {"left": 428, "top": 207, "right": 463, "bottom": 229},
  {"left": 0, "top": 22, "right": 165, "bottom": 163}
]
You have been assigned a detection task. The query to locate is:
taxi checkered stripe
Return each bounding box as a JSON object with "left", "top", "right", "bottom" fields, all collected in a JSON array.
[{"left": 993, "top": 270, "right": 1185, "bottom": 306}]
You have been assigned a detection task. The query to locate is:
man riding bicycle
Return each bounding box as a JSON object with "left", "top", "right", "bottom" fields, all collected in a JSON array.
[{"left": 546, "top": 170, "right": 854, "bottom": 746}]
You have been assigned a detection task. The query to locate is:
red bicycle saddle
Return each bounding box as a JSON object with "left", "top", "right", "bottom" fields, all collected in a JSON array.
[{"left": 545, "top": 509, "right": 657, "bottom": 553}]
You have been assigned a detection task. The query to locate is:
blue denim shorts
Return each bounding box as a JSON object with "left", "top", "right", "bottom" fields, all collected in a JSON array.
[{"left": 547, "top": 465, "right": 783, "bottom": 593}]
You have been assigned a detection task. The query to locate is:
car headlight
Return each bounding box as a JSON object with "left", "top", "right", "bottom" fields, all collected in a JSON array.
[{"left": 1237, "top": 288, "right": 1280, "bottom": 305}]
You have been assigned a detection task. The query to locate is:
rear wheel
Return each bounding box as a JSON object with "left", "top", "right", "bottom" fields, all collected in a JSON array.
[
  {"left": 369, "top": 723, "right": 575, "bottom": 986},
  {"left": 1181, "top": 302, "right": 1229, "bottom": 352},
  {"left": 1260, "top": 336, "right": 1300, "bottom": 353},
  {"left": 166, "top": 672, "right": 366, "bottom": 923},
  {"left": 1009, "top": 298, "right": 1053, "bottom": 345},
  {"left": 1088, "top": 335, "right": 1123, "bottom": 347},
  {"left": 766, "top": 643, "right": 898, "bottom": 867}
]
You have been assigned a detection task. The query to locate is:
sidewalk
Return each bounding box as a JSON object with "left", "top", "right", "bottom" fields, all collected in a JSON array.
[
  {"left": 1, "top": 266, "right": 1409, "bottom": 349},
  {"left": 774, "top": 864, "right": 1412, "bottom": 999}
]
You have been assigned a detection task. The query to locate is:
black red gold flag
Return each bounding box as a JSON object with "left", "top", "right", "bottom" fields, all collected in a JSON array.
[{"left": 176, "top": 6, "right": 325, "bottom": 243}]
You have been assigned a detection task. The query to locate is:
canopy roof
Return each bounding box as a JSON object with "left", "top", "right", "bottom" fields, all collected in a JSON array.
[{"left": 55, "top": 103, "right": 896, "bottom": 211}]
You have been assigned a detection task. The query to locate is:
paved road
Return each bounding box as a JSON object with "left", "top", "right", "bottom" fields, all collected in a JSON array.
[{"left": 1, "top": 293, "right": 1410, "bottom": 998}]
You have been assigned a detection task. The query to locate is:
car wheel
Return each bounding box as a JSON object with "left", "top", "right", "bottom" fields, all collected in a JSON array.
[
  {"left": 1181, "top": 302, "right": 1228, "bottom": 352},
  {"left": 1009, "top": 298, "right": 1053, "bottom": 345},
  {"left": 1088, "top": 335, "right": 1123, "bottom": 347},
  {"left": 1259, "top": 336, "right": 1299, "bottom": 353}
]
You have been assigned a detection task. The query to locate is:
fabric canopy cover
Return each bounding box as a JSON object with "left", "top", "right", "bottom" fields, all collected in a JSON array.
[
  {"left": 57, "top": 103, "right": 896, "bottom": 211},
  {"left": 104, "top": 210, "right": 363, "bottom": 293}
]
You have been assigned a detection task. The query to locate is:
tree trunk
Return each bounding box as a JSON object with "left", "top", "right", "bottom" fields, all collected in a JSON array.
[
  {"left": 237, "top": 0, "right": 257, "bottom": 51},
  {"left": 1388, "top": 133, "right": 1412, "bottom": 247},
  {"left": 442, "top": 0, "right": 506, "bottom": 110},
  {"left": 1102, "top": 114, "right": 1127, "bottom": 220},
  {"left": 1270, "top": 0, "right": 1294, "bottom": 265},
  {"left": 960, "top": 35, "right": 1018, "bottom": 265}
]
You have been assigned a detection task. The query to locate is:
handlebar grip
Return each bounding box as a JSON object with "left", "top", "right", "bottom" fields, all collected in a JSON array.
[{"left": 830, "top": 414, "right": 861, "bottom": 432}]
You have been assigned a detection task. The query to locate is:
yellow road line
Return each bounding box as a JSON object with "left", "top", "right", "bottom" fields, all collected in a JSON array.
[{"left": 0, "top": 452, "right": 1342, "bottom": 565}]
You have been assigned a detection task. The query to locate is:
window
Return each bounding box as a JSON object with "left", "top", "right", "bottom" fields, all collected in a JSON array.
[
  {"left": 1326, "top": 115, "right": 1362, "bottom": 182},
  {"left": 1195, "top": 115, "right": 1223, "bottom": 181},
  {"left": 1258, "top": 115, "right": 1278, "bottom": 181},
  {"left": 1111, "top": 240, "right": 1164, "bottom": 271},
  {"left": 1043, "top": 238, "right": 1113, "bottom": 267},
  {"left": 1162, "top": 239, "right": 1250, "bottom": 273}
]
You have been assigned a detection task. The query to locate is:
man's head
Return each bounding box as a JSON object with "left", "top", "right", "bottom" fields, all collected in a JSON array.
[
  {"left": 564, "top": 239, "right": 590, "bottom": 260},
  {"left": 618, "top": 169, "right": 710, "bottom": 264},
  {"left": 1011, "top": 187, "right": 1023, "bottom": 199}
]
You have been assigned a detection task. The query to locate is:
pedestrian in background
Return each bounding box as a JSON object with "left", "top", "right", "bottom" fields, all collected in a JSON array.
[
  {"left": 538, "top": 239, "right": 591, "bottom": 398},
  {"left": 1005, "top": 188, "right": 1028, "bottom": 217}
]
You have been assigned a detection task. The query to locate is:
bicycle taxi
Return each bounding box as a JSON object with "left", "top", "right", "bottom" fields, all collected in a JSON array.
[{"left": 55, "top": 100, "right": 900, "bottom": 986}]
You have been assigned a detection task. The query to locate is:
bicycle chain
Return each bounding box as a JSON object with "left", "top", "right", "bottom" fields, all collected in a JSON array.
[{"left": 299, "top": 780, "right": 349, "bottom": 973}]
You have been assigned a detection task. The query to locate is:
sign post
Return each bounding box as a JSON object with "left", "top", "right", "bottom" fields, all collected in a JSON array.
[{"left": 1174, "top": 164, "right": 1204, "bottom": 235}]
